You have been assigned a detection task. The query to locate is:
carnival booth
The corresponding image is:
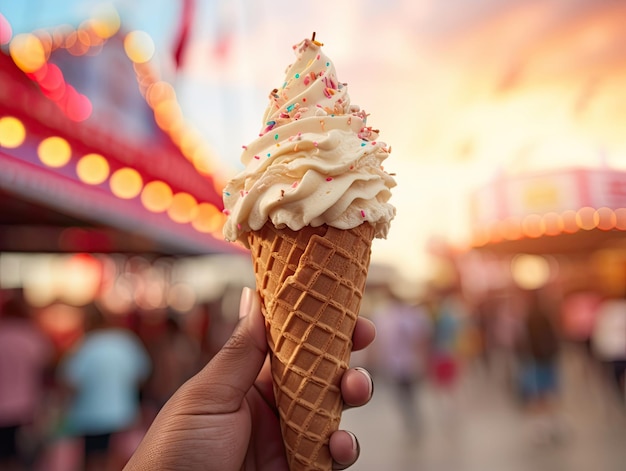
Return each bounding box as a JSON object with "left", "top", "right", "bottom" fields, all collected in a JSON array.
[
  {"left": 467, "top": 166, "right": 626, "bottom": 297},
  {"left": 0, "top": 20, "right": 232, "bottom": 255},
  {"left": 471, "top": 167, "right": 626, "bottom": 255},
  {"left": 0, "top": 16, "right": 253, "bottom": 325}
]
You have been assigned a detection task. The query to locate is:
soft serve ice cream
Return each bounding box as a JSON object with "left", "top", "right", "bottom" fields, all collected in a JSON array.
[{"left": 222, "top": 35, "right": 396, "bottom": 245}]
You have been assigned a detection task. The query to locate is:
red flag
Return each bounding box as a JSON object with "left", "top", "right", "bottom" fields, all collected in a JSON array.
[{"left": 173, "top": 0, "right": 195, "bottom": 69}]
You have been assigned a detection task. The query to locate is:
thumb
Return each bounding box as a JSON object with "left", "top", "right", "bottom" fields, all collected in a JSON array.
[{"left": 187, "top": 287, "right": 268, "bottom": 413}]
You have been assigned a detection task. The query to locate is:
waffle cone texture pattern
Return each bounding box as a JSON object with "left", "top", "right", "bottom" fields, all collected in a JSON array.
[{"left": 248, "top": 222, "right": 374, "bottom": 471}]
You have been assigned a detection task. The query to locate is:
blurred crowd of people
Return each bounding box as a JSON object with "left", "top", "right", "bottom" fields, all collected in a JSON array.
[
  {"left": 0, "top": 288, "right": 236, "bottom": 471},
  {"left": 368, "top": 282, "right": 626, "bottom": 443},
  {"left": 1, "top": 278, "right": 625, "bottom": 469}
]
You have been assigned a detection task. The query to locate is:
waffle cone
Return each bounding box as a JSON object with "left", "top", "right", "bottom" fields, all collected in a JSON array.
[{"left": 248, "top": 222, "right": 374, "bottom": 471}]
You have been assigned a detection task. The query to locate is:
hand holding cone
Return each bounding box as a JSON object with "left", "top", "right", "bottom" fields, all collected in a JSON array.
[{"left": 249, "top": 223, "right": 374, "bottom": 470}]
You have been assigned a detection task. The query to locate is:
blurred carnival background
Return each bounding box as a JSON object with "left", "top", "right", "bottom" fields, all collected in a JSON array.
[{"left": 1, "top": 1, "right": 626, "bottom": 470}]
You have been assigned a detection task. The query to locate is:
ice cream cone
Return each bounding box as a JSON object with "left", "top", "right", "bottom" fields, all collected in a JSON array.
[
  {"left": 248, "top": 221, "right": 375, "bottom": 471},
  {"left": 221, "top": 35, "right": 395, "bottom": 470}
]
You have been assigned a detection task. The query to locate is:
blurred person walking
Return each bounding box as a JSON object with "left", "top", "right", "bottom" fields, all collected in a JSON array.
[
  {"left": 591, "top": 291, "right": 626, "bottom": 407},
  {"left": 517, "top": 290, "right": 563, "bottom": 444},
  {"left": 58, "top": 304, "right": 151, "bottom": 471},
  {"left": 0, "top": 292, "right": 54, "bottom": 471},
  {"left": 374, "top": 290, "right": 432, "bottom": 434},
  {"left": 560, "top": 288, "right": 602, "bottom": 353},
  {"left": 488, "top": 291, "right": 526, "bottom": 400},
  {"left": 430, "top": 290, "right": 467, "bottom": 393}
]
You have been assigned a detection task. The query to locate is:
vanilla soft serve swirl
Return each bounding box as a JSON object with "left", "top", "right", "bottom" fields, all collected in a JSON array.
[{"left": 222, "top": 37, "right": 396, "bottom": 246}]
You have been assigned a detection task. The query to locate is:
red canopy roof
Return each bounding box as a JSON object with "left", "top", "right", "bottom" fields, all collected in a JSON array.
[{"left": 0, "top": 33, "right": 238, "bottom": 255}]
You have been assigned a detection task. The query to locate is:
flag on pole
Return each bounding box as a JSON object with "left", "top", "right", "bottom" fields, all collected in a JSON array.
[{"left": 173, "top": 0, "right": 195, "bottom": 69}]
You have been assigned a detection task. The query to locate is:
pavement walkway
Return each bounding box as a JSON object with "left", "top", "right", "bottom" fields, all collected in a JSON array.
[{"left": 342, "top": 347, "right": 626, "bottom": 471}]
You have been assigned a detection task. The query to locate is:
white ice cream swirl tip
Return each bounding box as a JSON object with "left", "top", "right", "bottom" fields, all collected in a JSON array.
[{"left": 222, "top": 35, "right": 396, "bottom": 246}]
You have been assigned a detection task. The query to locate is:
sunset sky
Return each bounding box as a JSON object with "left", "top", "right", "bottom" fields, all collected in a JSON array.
[{"left": 3, "top": 0, "right": 626, "bottom": 283}]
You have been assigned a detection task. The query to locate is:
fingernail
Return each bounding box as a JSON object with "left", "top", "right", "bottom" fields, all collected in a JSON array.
[
  {"left": 354, "top": 367, "right": 374, "bottom": 400},
  {"left": 347, "top": 431, "right": 359, "bottom": 455},
  {"left": 239, "top": 287, "right": 253, "bottom": 319},
  {"left": 332, "top": 432, "right": 360, "bottom": 471}
]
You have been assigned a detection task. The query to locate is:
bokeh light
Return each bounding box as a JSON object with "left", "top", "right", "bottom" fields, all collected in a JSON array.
[
  {"left": 35, "top": 63, "right": 64, "bottom": 94},
  {"left": 76, "top": 153, "right": 110, "bottom": 185},
  {"left": 110, "top": 167, "right": 143, "bottom": 199},
  {"left": 191, "top": 146, "right": 213, "bottom": 175},
  {"left": 89, "top": 4, "right": 121, "bottom": 39},
  {"left": 154, "top": 100, "right": 183, "bottom": 132},
  {"left": 521, "top": 214, "right": 543, "bottom": 238},
  {"left": 145, "top": 81, "right": 175, "bottom": 108},
  {"left": 59, "top": 254, "right": 103, "bottom": 306},
  {"left": 168, "top": 192, "right": 198, "bottom": 223},
  {"left": 576, "top": 206, "right": 598, "bottom": 230},
  {"left": 180, "top": 128, "right": 201, "bottom": 160},
  {"left": 37, "top": 136, "right": 71, "bottom": 167},
  {"left": 9, "top": 33, "right": 46, "bottom": 73},
  {"left": 596, "top": 207, "right": 616, "bottom": 231},
  {"left": 542, "top": 212, "right": 563, "bottom": 236},
  {"left": 562, "top": 210, "right": 579, "bottom": 234},
  {"left": 36, "top": 303, "right": 84, "bottom": 350},
  {"left": 63, "top": 88, "right": 93, "bottom": 121},
  {"left": 21, "top": 254, "right": 60, "bottom": 307},
  {"left": 615, "top": 208, "right": 626, "bottom": 230},
  {"left": 510, "top": 254, "right": 551, "bottom": 290},
  {"left": 141, "top": 181, "right": 173, "bottom": 213},
  {"left": 0, "top": 13, "right": 12, "bottom": 45},
  {"left": 0, "top": 116, "right": 26, "bottom": 148},
  {"left": 168, "top": 283, "right": 197, "bottom": 312},
  {"left": 124, "top": 30, "right": 155, "bottom": 64},
  {"left": 192, "top": 203, "right": 223, "bottom": 233}
]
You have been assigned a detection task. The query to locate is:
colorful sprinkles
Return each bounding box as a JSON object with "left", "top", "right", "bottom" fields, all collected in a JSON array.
[{"left": 224, "top": 35, "right": 392, "bottom": 239}]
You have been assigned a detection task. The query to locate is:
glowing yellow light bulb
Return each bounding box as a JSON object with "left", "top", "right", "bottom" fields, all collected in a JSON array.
[
  {"left": 90, "top": 4, "right": 121, "bottom": 39},
  {"left": 76, "top": 153, "right": 109, "bottom": 185},
  {"left": 38, "top": 136, "right": 71, "bottom": 167},
  {"left": 192, "top": 203, "right": 223, "bottom": 233},
  {"left": 146, "top": 81, "right": 175, "bottom": 108},
  {"left": 192, "top": 147, "right": 213, "bottom": 175},
  {"left": 124, "top": 30, "right": 155, "bottom": 64},
  {"left": 596, "top": 207, "right": 616, "bottom": 231},
  {"left": 154, "top": 100, "right": 183, "bottom": 131},
  {"left": 168, "top": 192, "right": 198, "bottom": 223},
  {"left": 9, "top": 33, "right": 46, "bottom": 73},
  {"left": 0, "top": 116, "right": 26, "bottom": 148},
  {"left": 110, "top": 168, "right": 143, "bottom": 199},
  {"left": 576, "top": 207, "right": 597, "bottom": 230},
  {"left": 511, "top": 254, "right": 551, "bottom": 290},
  {"left": 180, "top": 129, "right": 201, "bottom": 159},
  {"left": 141, "top": 181, "right": 173, "bottom": 213}
]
